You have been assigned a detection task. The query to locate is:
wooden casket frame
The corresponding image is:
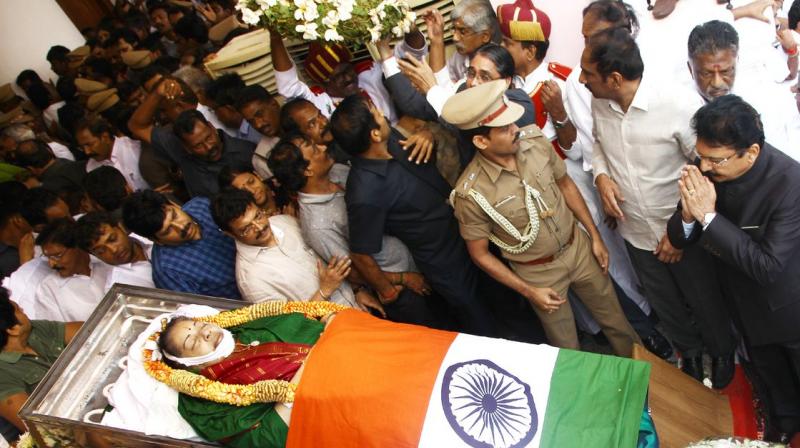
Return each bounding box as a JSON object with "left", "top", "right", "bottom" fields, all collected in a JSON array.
[{"left": 633, "top": 344, "right": 734, "bottom": 448}]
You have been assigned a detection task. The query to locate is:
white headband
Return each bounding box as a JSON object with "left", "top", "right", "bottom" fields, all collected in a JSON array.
[{"left": 162, "top": 327, "right": 236, "bottom": 367}]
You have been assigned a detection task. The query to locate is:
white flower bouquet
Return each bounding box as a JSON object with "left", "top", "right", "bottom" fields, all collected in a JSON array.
[{"left": 235, "top": 0, "right": 416, "bottom": 44}]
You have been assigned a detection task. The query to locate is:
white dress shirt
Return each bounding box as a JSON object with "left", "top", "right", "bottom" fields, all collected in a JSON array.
[
  {"left": 34, "top": 260, "right": 111, "bottom": 322},
  {"left": 86, "top": 136, "right": 150, "bottom": 191},
  {"left": 563, "top": 67, "right": 596, "bottom": 171},
  {"left": 1, "top": 257, "right": 51, "bottom": 319},
  {"left": 43, "top": 101, "right": 65, "bottom": 129},
  {"left": 105, "top": 235, "right": 155, "bottom": 290},
  {"left": 253, "top": 136, "right": 278, "bottom": 179},
  {"left": 48, "top": 141, "right": 74, "bottom": 161},
  {"left": 235, "top": 215, "right": 357, "bottom": 307},
  {"left": 591, "top": 74, "right": 703, "bottom": 251}
]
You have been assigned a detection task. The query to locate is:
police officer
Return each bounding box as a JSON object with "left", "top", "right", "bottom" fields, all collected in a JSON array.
[{"left": 445, "top": 80, "right": 639, "bottom": 356}]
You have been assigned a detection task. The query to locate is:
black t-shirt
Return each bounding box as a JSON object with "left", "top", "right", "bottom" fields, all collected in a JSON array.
[
  {"left": 346, "top": 130, "right": 461, "bottom": 273},
  {"left": 0, "top": 244, "right": 19, "bottom": 279},
  {"left": 151, "top": 126, "right": 255, "bottom": 197},
  {"left": 39, "top": 158, "right": 86, "bottom": 194}
]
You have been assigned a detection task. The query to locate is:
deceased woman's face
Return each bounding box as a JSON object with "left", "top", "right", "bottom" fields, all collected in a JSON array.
[{"left": 164, "top": 319, "right": 224, "bottom": 358}]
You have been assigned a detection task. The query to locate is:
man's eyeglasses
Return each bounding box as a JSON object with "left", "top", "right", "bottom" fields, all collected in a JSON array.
[
  {"left": 698, "top": 154, "right": 736, "bottom": 167},
  {"left": 238, "top": 209, "right": 269, "bottom": 238}
]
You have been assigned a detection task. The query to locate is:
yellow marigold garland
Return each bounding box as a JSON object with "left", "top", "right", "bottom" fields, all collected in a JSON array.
[{"left": 142, "top": 300, "right": 350, "bottom": 406}]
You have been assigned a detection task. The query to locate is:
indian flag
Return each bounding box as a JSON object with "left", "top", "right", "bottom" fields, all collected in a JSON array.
[{"left": 286, "top": 310, "right": 651, "bottom": 447}]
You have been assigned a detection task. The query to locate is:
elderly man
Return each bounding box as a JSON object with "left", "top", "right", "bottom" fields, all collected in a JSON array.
[
  {"left": 447, "top": 80, "right": 640, "bottom": 356},
  {"left": 122, "top": 190, "right": 240, "bottom": 299},
  {"left": 667, "top": 95, "right": 800, "bottom": 443},
  {"left": 583, "top": 27, "right": 735, "bottom": 387},
  {"left": 687, "top": 20, "right": 800, "bottom": 160}
]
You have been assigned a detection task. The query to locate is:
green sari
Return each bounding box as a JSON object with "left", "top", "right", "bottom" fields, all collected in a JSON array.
[{"left": 177, "top": 313, "right": 324, "bottom": 448}]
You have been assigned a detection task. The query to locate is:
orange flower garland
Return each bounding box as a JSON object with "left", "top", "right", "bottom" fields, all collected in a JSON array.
[{"left": 142, "top": 300, "right": 349, "bottom": 406}]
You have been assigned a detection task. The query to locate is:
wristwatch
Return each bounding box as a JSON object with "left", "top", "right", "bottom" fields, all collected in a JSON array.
[
  {"left": 701, "top": 212, "right": 717, "bottom": 227},
  {"left": 553, "top": 116, "right": 571, "bottom": 129}
]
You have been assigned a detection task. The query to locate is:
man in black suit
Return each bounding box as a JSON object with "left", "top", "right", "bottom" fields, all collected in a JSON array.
[
  {"left": 330, "top": 95, "right": 495, "bottom": 336},
  {"left": 667, "top": 95, "right": 800, "bottom": 443}
]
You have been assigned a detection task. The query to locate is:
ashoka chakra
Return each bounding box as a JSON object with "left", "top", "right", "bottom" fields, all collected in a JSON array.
[{"left": 441, "top": 359, "right": 537, "bottom": 448}]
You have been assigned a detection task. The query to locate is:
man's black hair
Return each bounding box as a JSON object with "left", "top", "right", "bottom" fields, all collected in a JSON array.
[
  {"left": 21, "top": 188, "right": 62, "bottom": 229},
  {"left": 790, "top": 0, "right": 800, "bottom": 31},
  {"left": 279, "top": 97, "right": 315, "bottom": 136},
  {"left": 688, "top": 20, "right": 739, "bottom": 60},
  {"left": 58, "top": 103, "right": 87, "bottom": 135},
  {"left": 172, "top": 109, "right": 208, "bottom": 140},
  {"left": 16, "top": 70, "right": 43, "bottom": 88},
  {"left": 211, "top": 187, "right": 255, "bottom": 233},
  {"left": 207, "top": 73, "right": 245, "bottom": 108},
  {"left": 267, "top": 137, "right": 311, "bottom": 194},
  {"left": 84, "top": 166, "right": 129, "bottom": 212},
  {"left": 46, "top": 45, "right": 70, "bottom": 63},
  {"left": 0, "top": 181, "right": 26, "bottom": 228},
  {"left": 15, "top": 139, "right": 54, "bottom": 169},
  {"left": 174, "top": 13, "right": 209, "bottom": 45},
  {"left": 25, "top": 83, "right": 52, "bottom": 111},
  {"left": 113, "top": 28, "right": 142, "bottom": 48},
  {"left": 330, "top": 95, "right": 379, "bottom": 156},
  {"left": 122, "top": 189, "right": 169, "bottom": 239},
  {"left": 0, "top": 287, "right": 17, "bottom": 349},
  {"left": 692, "top": 94, "right": 764, "bottom": 155},
  {"left": 582, "top": 0, "right": 639, "bottom": 37},
  {"left": 217, "top": 165, "right": 251, "bottom": 190},
  {"left": 585, "top": 26, "right": 644, "bottom": 80},
  {"left": 86, "top": 57, "right": 115, "bottom": 80},
  {"left": 56, "top": 75, "right": 78, "bottom": 103},
  {"left": 35, "top": 218, "right": 78, "bottom": 248},
  {"left": 75, "top": 117, "right": 115, "bottom": 138},
  {"left": 74, "top": 211, "right": 119, "bottom": 251},
  {"left": 460, "top": 125, "right": 493, "bottom": 156},
  {"left": 234, "top": 84, "right": 274, "bottom": 111}
]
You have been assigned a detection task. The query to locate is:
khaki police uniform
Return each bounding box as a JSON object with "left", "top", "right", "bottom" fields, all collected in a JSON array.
[{"left": 452, "top": 124, "right": 639, "bottom": 356}]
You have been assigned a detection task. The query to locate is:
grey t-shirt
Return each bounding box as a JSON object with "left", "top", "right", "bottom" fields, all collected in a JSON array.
[{"left": 297, "top": 164, "right": 417, "bottom": 272}]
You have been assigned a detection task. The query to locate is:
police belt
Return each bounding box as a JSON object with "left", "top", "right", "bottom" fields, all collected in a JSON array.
[{"left": 515, "top": 229, "right": 575, "bottom": 266}]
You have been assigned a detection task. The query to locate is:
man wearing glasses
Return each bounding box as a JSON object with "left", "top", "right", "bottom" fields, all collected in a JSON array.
[
  {"left": 210, "top": 188, "right": 366, "bottom": 309},
  {"left": 584, "top": 28, "right": 736, "bottom": 388},
  {"left": 668, "top": 95, "right": 800, "bottom": 444}
]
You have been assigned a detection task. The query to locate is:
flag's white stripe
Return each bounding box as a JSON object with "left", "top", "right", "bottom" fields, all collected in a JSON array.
[{"left": 418, "top": 334, "right": 560, "bottom": 447}]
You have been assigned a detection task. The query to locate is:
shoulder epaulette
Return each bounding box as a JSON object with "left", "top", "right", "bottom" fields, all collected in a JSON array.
[
  {"left": 309, "top": 85, "right": 326, "bottom": 96},
  {"left": 548, "top": 62, "right": 572, "bottom": 81}
]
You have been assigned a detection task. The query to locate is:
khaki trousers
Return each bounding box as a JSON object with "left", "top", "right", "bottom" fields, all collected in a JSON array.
[{"left": 510, "top": 227, "right": 641, "bottom": 357}]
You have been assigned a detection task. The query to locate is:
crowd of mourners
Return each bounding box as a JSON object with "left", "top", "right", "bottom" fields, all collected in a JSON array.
[{"left": 1, "top": 0, "right": 800, "bottom": 444}]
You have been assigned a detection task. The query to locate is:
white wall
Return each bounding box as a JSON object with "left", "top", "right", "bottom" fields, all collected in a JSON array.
[{"left": 0, "top": 0, "right": 84, "bottom": 86}]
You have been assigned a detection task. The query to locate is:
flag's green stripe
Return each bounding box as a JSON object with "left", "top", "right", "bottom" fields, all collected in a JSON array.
[{"left": 538, "top": 350, "right": 651, "bottom": 448}]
